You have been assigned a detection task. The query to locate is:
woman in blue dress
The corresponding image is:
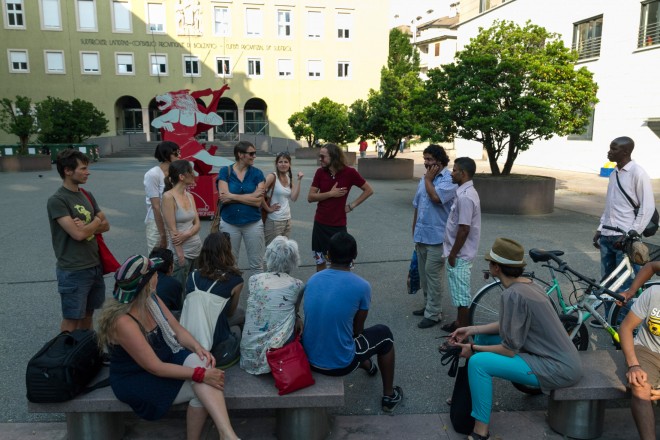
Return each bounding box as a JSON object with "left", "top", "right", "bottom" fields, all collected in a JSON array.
[{"left": 97, "top": 255, "right": 240, "bottom": 440}]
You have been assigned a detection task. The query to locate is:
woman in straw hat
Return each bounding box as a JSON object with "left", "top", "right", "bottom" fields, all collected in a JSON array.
[
  {"left": 97, "top": 255, "right": 240, "bottom": 440},
  {"left": 449, "top": 238, "right": 582, "bottom": 440}
]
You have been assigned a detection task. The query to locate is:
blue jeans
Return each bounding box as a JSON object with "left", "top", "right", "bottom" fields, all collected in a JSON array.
[{"left": 599, "top": 235, "right": 639, "bottom": 316}]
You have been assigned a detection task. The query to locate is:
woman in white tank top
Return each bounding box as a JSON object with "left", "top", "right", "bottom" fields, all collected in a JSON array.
[{"left": 262, "top": 152, "right": 303, "bottom": 246}]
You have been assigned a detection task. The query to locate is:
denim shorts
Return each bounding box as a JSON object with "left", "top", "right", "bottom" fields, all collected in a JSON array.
[{"left": 56, "top": 265, "right": 106, "bottom": 319}]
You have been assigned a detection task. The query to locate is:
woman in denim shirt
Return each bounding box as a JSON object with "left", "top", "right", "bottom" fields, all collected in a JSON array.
[{"left": 216, "top": 141, "right": 266, "bottom": 273}]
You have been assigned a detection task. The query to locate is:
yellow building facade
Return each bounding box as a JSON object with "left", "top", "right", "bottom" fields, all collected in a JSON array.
[{"left": 0, "top": 0, "right": 389, "bottom": 150}]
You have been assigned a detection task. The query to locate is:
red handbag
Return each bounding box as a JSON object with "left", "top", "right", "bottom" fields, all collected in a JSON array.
[
  {"left": 266, "top": 334, "right": 315, "bottom": 395},
  {"left": 80, "top": 189, "right": 120, "bottom": 274}
]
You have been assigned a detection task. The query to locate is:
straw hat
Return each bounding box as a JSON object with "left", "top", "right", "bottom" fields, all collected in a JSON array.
[{"left": 484, "top": 238, "right": 527, "bottom": 268}]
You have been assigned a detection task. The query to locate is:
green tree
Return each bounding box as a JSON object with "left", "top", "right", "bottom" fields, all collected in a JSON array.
[
  {"left": 418, "top": 20, "right": 599, "bottom": 175},
  {"left": 0, "top": 96, "right": 39, "bottom": 154},
  {"left": 287, "top": 111, "right": 315, "bottom": 147},
  {"left": 36, "top": 97, "right": 108, "bottom": 143},
  {"left": 388, "top": 28, "right": 420, "bottom": 76},
  {"left": 288, "top": 98, "right": 354, "bottom": 146}
]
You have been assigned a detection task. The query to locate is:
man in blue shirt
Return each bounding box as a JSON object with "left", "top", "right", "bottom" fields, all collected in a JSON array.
[
  {"left": 412, "top": 145, "right": 457, "bottom": 329},
  {"left": 302, "top": 232, "right": 403, "bottom": 413}
]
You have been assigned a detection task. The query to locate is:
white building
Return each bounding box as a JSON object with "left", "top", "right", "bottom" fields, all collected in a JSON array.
[{"left": 454, "top": 0, "right": 660, "bottom": 178}]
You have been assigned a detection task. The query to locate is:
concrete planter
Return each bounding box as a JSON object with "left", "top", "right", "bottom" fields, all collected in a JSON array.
[
  {"left": 357, "top": 158, "right": 414, "bottom": 180},
  {"left": 0, "top": 155, "right": 52, "bottom": 172},
  {"left": 473, "top": 174, "right": 556, "bottom": 215},
  {"left": 295, "top": 148, "right": 356, "bottom": 165}
]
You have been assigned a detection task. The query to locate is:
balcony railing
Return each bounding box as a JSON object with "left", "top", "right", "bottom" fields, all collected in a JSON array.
[
  {"left": 638, "top": 22, "right": 660, "bottom": 48},
  {"left": 572, "top": 36, "right": 602, "bottom": 60}
]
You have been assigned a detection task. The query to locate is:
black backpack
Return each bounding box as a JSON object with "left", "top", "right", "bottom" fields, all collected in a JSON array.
[{"left": 26, "top": 330, "right": 105, "bottom": 403}]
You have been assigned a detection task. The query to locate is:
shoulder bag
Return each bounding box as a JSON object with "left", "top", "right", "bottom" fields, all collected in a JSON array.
[
  {"left": 266, "top": 333, "right": 315, "bottom": 395},
  {"left": 261, "top": 173, "right": 276, "bottom": 224},
  {"left": 80, "top": 188, "right": 120, "bottom": 274},
  {"left": 615, "top": 171, "right": 659, "bottom": 237},
  {"left": 210, "top": 167, "right": 229, "bottom": 234}
]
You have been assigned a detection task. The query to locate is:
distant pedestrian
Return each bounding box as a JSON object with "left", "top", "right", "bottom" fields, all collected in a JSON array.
[
  {"left": 376, "top": 137, "right": 385, "bottom": 159},
  {"left": 359, "top": 139, "right": 368, "bottom": 159},
  {"left": 47, "top": 149, "right": 110, "bottom": 332},
  {"left": 308, "top": 143, "right": 374, "bottom": 271}
]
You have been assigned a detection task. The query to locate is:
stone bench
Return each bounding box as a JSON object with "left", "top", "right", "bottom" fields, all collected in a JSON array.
[
  {"left": 28, "top": 366, "right": 344, "bottom": 440},
  {"left": 547, "top": 350, "right": 630, "bottom": 440}
]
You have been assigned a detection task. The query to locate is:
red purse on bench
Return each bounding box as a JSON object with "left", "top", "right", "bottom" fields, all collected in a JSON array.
[{"left": 266, "top": 334, "right": 315, "bottom": 396}]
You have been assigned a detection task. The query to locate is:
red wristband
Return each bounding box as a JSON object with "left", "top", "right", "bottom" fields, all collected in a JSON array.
[{"left": 192, "top": 367, "right": 206, "bottom": 383}]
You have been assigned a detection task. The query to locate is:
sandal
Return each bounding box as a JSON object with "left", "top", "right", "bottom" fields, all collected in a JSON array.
[{"left": 467, "top": 432, "right": 490, "bottom": 440}]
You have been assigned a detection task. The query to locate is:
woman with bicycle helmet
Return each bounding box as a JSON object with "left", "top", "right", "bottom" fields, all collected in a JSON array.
[{"left": 449, "top": 238, "right": 582, "bottom": 440}]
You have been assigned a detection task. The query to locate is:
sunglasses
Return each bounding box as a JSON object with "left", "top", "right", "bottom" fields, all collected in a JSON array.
[
  {"left": 243, "top": 151, "right": 256, "bottom": 157},
  {"left": 276, "top": 152, "right": 290, "bottom": 158}
]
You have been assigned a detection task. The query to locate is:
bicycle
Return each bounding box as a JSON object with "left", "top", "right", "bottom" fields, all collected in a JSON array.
[{"left": 469, "top": 227, "right": 660, "bottom": 351}]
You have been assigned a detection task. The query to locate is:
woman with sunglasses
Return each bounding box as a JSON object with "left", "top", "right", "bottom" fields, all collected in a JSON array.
[
  {"left": 216, "top": 141, "right": 266, "bottom": 273},
  {"left": 262, "top": 152, "right": 304, "bottom": 246},
  {"left": 162, "top": 160, "right": 203, "bottom": 286}
]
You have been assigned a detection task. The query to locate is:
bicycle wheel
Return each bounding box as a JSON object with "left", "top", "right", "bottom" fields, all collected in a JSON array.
[
  {"left": 469, "top": 276, "right": 554, "bottom": 326},
  {"left": 608, "top": 280, "right": 660, "bottom": 349},
  {"left": 469, "top": 281, "right": 505, "bottom": 327},
  {"left": 560, "top": 314, "right": 589, "bottom": 351}
]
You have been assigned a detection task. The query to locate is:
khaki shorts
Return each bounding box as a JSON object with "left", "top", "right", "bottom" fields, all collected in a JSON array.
[{"left": 634, "top": 344, "right": 660, "bottom": 387}]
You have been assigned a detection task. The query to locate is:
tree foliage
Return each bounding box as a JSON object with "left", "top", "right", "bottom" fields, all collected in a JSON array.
[
  {"left": 288, "top": 97, "right": 354, "bottom": 146},
  {"left": 0, "top": 96, "right": 39, "bottom": 154},
  {"left": 36, "top": 97, "right": 108, "bottom": 143},
  {"left": 417, "top": 20, "right": 599, "bottom": 175},
  {"left": 388, "top": 28, "right": 421, "bottom": 76},
  {"left": 349, "top": 29, "right": 423, "bottom": 159}
]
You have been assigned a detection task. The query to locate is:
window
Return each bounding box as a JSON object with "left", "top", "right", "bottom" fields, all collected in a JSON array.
[
  {"left": 112, "top": 1, "right": 131, "bottom": 32},
  {"left": 150, "top": 53, "right": 167, "bottom": 76},
  {"left": 40, "top": 0, "right": 61, "bottom": 30},
  {"left": 216, "top": 56, "right": 231, "bottom": 77},
  {"left": 246, "top": 8, "right": 262, "bottom": 36},
  {"left": 4, "top": 0, "right": 24, "bottom": 28},
  {"left": 147, "top": 2, "right": 165, "bottom": 33},
  {"left": 80, "top": 51, "right": 100, "bottom": 74},
  {"left": 434, "top": 43, "right": 440, "bottom": 57},
  {"left": 479, "top": 0, "right": 491, "bottom": 13},
  {"left": 277, "top": 59, "right": 293, "bottom": 78},
  {"left": 572, "top": 16, "right": 603, "bottom": 60},
  {"left": 214, "top": 6, "right": 230, "bottom": 36},
  {"left": 336, "top": 12, "right": 351, "bottom": 39},
  {"left": 568, "top": 109, "right": 595, "bottom": 141},
  {"left": 44, "top": 50, "right": 64, "bottom": 73},
  {"left": 639, "top": 0, "right": 660, "bottom": 47},
  {"left": 307, "top": 11, "right": 323, "bottom": 38},
  {"left": 307, "top": 59, "right": 322, "bottom": 79},
  {"left": 278, "top": 10, "right": 291, "bottom": 37},
  {"left": 116, "top": 53, "right": 134, "bottom": 74},
  {"left": 337, "top": 61, "right": 350, "bottom": 79},
  {"left": 8, "top": 49, "right": 28, "bottom": 72},
  {"left": 76, "top": 0, "right": 97, "bottom": 31},
  {"left": 247, "top": 58, "right": 262, "bottom": 78},
  {"left": 183, "top": 55, "right": 200, "bottom": 77}
]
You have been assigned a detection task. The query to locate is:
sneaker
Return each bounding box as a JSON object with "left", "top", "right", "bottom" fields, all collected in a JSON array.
[
  {"left": 382, "top": 386, "right": 403, "bottom": 413},
  {"left": 589, "top": 319, "right": 604, "bottom": 329}
]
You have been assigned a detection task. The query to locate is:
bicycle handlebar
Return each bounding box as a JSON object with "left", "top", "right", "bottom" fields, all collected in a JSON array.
[
  {"left": 601, "top": 225, "right": 640, "bottom": 239},
  {"left": 527, "top": 248, "right": 625, "bottom": 302}
]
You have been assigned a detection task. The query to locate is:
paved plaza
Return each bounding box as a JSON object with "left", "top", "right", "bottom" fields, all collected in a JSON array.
[{"left": 1, "top": 151, "right": 659, "bottom": 439}]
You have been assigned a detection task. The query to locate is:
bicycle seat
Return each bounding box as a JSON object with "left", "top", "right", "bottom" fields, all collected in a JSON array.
[{"left": 529, "top": 248, "right": 564, "bottom": 263}]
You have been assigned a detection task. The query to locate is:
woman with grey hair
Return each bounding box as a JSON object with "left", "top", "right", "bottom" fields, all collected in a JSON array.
[{"left": 240, "top": 236, "right": 304, "bottom": 374}]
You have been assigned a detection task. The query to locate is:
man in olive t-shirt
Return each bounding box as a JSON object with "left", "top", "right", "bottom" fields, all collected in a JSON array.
[{"left": 47, "top": 149, "right": 110, "bottom": 332}]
